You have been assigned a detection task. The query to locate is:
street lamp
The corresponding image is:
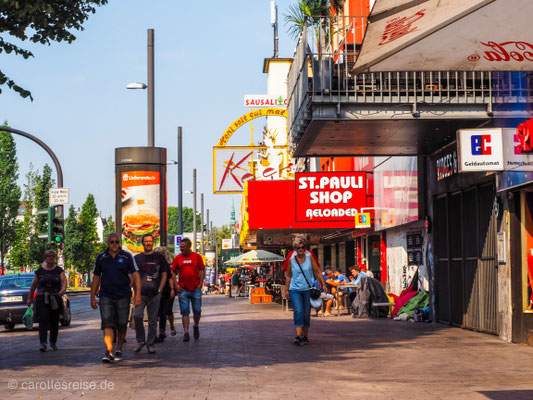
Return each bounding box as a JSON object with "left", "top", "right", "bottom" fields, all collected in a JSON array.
[
  {"left": 126, "top": 28, "right": 155, "bottom": 147},
  {"left": 184, "top": 169, "right": 197, "bottom": 252}
]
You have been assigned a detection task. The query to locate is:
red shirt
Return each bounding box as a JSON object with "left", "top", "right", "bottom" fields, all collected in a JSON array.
[
  {"left": 282, "top": 249, "right": 319, "bottom": 271},
  {"left": 170, "top": 252, "right": 205, "bottom": 291}
]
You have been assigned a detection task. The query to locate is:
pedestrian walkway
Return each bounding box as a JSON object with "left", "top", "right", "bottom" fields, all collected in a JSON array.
[{"left": 2, "top": 295, "right": 533, "bottom": 399}]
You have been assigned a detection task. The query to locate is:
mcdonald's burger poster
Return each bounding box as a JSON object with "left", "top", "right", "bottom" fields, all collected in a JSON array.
[{"left": 121, "top": 171, "right": 161, "bottom": 253}]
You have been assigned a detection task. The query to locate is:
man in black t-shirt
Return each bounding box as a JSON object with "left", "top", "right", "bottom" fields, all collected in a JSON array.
[
  {"left": 133, "top": 234, "right": 169, "bottom": 354},
  {"left": 92, "top": 233, "right": 141, "bottom": 363}
]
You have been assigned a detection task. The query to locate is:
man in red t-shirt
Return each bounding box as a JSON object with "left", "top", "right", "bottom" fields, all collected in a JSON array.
[{"left": 170, "top": 238, "right": 205, "bottom": 342}]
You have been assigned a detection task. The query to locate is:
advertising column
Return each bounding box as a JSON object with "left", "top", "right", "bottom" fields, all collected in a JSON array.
[{"left": 115, "top": 147, "right": 167, "bottom": 254}]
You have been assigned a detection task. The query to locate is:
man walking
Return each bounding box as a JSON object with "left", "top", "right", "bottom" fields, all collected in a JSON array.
[
  {"left": 170, "top": 238, "right": 205, "bottom": 342},
  {"left": 91, "top": 233, "right": 141, "bottom": 363},
  {"left": 133, "top": 234, "right": 169, "bottom": 354}
]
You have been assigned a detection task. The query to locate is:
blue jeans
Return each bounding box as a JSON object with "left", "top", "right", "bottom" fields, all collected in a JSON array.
[
  {"left": 289, "top": 290, "right": 311, "bottom": 328},
  {"left": 178, "top": 289, "right": 202, "bottom": 316}
]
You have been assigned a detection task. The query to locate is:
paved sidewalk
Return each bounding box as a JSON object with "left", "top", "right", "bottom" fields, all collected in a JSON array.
[{"left": 1, "top": 295, "right": 532, "bottom": 400}]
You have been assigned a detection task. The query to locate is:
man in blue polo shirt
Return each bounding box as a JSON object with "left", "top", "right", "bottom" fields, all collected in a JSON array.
[{"left": 91, "top": 233, "right": 141, "bottom": 363}]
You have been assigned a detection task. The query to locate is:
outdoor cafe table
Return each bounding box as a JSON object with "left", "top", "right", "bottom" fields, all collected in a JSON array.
[{"left": 334, "top": 284, "right": 358, "bottom": 316}]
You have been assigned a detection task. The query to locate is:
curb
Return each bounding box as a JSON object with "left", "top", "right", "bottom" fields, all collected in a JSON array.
[{"left": 66, "top": 291, "right": 91, "bottom": 297}]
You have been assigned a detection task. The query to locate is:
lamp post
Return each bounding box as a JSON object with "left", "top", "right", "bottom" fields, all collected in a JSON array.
[
  {"left": 126, "top": 28, "right": 155, "bottom": 147},
  {"left": 206, "top": 209, "right": 210, "bottom": 246},
  {"left": 201, "top": 193, "right": 205, "bottom": 254},
  {"left": 177, "top": 127, "right": 183, "bottom": 235}
]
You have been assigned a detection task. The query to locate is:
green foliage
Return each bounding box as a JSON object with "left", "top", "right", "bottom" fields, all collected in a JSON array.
[
  {"left": 10, "top": 166, "right": 39, "bottom": 269},
  {"left": 77, "top": 194, "right": 99, "bottom": 278},
  {"left": 63, "top": 205, "right": 82, "bottom": 270},
  {"left": 283, "top": 0, "right": 343, "bottom": 52},
  {"left": 0, "top": 124, "right": 21, "bottom": 272},
  {"left": 0, "top": 0, "right": 108, "bottom": 99},
  {"left": 167, "top": 206, "right": 202, "bottom": 234}
]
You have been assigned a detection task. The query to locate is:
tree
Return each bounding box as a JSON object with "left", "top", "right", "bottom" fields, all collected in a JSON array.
[
  {"left": 98, "top": 215, "right": 115, "bottom": 253},
  {"left": 0, "top": 0, "right": 108, "bottom": 99},
  {"left": 284, "top": 0, "right": 343, "bottom": 55},
  {"left": 10, "top": 166, "right": 39, "bottom": 270},
  {"left": 77, "top": 194, "right": 99, "bottom": 283},
  {"left": 0, "top": 124, "right": 21, "bottom": 273},
  {"left": 32, "top": 164, "right": 55, "bottom": 264},
  {"left": 167, "top": 206, "right": 202, "bottom": 234},
  {"left": 63, "top": 205, "right": 83, "bottom": 271}
]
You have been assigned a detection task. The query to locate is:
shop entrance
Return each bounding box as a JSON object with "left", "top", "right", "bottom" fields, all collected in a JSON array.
[
  {"left": 367, "top": 235, "right": 381, "bottom": 281},
  {"left": 434, "top": 183, "right": 498, "bottom": 334}
]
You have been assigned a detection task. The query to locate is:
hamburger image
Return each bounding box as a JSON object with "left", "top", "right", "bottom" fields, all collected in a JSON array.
[{"left": 122, "top": 200, "right": 160, "bottom": 253}]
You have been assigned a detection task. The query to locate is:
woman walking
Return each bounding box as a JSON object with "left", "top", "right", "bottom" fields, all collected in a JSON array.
[
  {"left": 27, "top": 249, "right": 68, "bottom": 352},
  {"left": 284, "top": 238, "right": 325, "bottom": 346}
]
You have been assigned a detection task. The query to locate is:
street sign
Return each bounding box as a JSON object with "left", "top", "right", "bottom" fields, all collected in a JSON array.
[{"left": 49, "top": 188, "right": 69, "bottom": 205}]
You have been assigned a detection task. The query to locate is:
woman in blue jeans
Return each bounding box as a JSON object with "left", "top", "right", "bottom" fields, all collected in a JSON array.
[{"left": 284, "top": 238, "right": 325, "bottom": 346}]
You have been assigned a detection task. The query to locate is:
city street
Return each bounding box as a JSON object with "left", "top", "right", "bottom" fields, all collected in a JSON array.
[{"left": 1, "top": 294, "right": 532, "bottom": 400}]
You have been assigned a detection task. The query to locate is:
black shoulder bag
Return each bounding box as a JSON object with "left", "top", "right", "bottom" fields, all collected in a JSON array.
[{"left": 294, "top": 257, "right": 321, "bottom": 300}]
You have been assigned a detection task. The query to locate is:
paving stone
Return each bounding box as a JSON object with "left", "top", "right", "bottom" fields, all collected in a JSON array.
[{"left": 1, "top": 295, "right": 533, "bottom": 399}]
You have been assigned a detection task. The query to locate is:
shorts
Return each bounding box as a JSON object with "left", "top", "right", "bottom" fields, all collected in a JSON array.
[
  {"left": 321, "top": 293, "right": 334, "bottom": 301},
  {"left": 99, "top": 296, "right": 130, "bottom": 332},
  {"left": 178, "top": 289, "right": 202, "bottom": 316}
]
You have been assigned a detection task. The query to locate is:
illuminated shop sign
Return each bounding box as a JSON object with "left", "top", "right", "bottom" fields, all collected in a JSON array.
[
  {"left": 503, "top": 118, "right": 533, "bottom": 171},
  {"left": 457, "top": 128, "right": 504, "bottom": 172},
  {"left": 295, "top": 172, "right": 367, "bottom": 222},
  {"left": 434, "top": 142, "right": 458, "bottom": 181}
]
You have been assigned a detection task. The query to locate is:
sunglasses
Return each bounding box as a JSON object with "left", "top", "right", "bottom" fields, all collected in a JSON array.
[
  {"left": 108, "top": 240, "right": 120, "bottom": 244},
  {"left": 295, "top": 246, "right": 305, "bottom": 250}
]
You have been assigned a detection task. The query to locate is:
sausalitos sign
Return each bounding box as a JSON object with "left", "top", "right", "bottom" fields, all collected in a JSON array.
[
  {"left": 244, "top": 95, "right": 288, "bottom": 108},
  {"left": 295, "top": 172, "right": 367, "bottom": 222}
]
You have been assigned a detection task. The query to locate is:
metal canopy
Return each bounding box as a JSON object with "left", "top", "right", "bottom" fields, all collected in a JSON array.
[
  {"left": 293, "top": 117, "right": 490, "bottom": 157},
  {"left": 352, "top": 0, "right": 533, "bottom": 73}
]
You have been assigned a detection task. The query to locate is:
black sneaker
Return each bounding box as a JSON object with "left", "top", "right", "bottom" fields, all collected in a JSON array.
[
  {"left": 147, "top": 345, "right": 156, "bottom": 354},
  {"left": 102, "top": 351, "right": 114, "bottom": 363},
  {"left": 50, "top": 343, "right": 58, "bottom": 351},
  {"left": 183, "top": 332, "right": 190, "bottom": 342},
  {"left": 301, "top": 336, "right": 310, "bottom": 345},
  {"left": 193, "top": 326, "right": 200, "bottom": 340},
  {"left": 114, "top": 350, "right": 122, "bottom": 361},
  {"left": 39, "top": 343, "right": 47, "bottom": 352},
  {"left": 292, "top": 336, "right": 303, "bottom": 346}
]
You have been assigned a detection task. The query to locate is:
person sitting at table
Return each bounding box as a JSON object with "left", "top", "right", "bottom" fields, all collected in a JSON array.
[
  {"left": 313, "top": 278, "right": 333, "bottom": 317},
  {"left": 265, "top": 278, "right": 274, "bottom": 295},
  {"left": 323, "top": 269, "right": 346, "bottom": 310},
  {"left": 334, "top": 270, "right": 349, "bottom": 284},
  {"left": 350, "top": 266, "right": 368, "bottom": 286},
  {"left": 347, "top": 266, "right": 368, "bottom": 304}
]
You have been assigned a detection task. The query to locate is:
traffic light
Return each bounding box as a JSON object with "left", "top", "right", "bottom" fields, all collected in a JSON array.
[{"left": 51, "top": 213, "right": 64, "bottom": 245}]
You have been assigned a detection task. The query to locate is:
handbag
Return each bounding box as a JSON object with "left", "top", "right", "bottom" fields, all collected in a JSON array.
[
  {"left": 22, "top": 306, "right": 34, "bottom": 330},
  {"left": 294, "top": 257, "right": 321, "bottom": 300}
]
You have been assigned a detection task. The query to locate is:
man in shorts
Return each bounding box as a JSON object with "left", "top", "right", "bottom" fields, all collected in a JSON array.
[
  {"left": 171, "top": 238, "right": 205, "bottom": 341},
  {"left": 91, "top": 233, "right": 141, "bottom": 363}
]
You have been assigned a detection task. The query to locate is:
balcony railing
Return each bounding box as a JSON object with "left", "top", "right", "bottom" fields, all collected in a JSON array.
[{"left": 287, "top": 16, "right": 533, "bottom": 141}]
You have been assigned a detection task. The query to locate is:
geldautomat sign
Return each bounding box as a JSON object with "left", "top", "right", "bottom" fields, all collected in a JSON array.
[{"left": 295, "top": 172, "right": 368, "bottom": 222}]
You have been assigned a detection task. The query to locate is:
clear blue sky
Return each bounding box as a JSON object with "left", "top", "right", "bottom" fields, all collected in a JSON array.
[{"left": 0, "top": 0, "right": 298, "bottom": 227}]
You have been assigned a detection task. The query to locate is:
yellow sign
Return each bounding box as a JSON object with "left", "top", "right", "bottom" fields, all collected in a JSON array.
[
  {"left": 355, "top": 212, "right": 371, "bottom": 228},
  {"left": 217, "top": 108, "right": 287, "bottom": 147},
  {"left": 382, "top": 212, "right": 395, "bottom": 226}
]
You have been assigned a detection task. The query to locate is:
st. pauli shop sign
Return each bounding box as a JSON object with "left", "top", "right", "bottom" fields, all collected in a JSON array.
[{"left": 295, "top": 172, "right": 367, "bottom": 222}]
